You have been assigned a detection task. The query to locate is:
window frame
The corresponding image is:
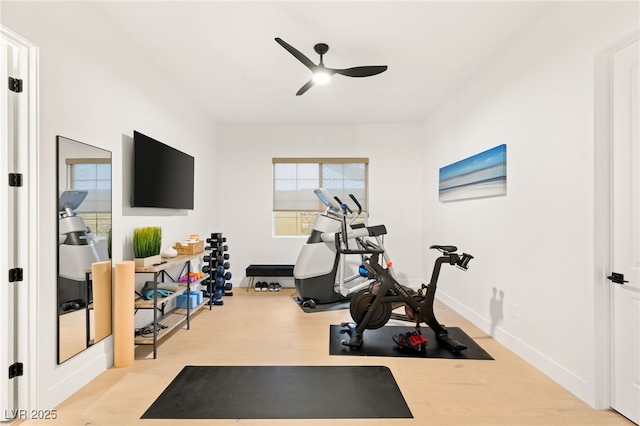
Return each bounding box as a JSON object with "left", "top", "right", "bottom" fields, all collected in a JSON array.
[
  {"left": 272, "top": 157, "right": 369, "bottom": 237},
  {"left": 65, "top": 157, "right": 112, "bottom": 238}
]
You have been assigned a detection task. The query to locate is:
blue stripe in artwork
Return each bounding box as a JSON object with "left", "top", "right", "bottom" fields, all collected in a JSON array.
[
  {"left": 439, "top": 144, "right": 507, "bottom": 181},
  {"left": 439, "top": 163, "right": 506, "bottom": 191}
]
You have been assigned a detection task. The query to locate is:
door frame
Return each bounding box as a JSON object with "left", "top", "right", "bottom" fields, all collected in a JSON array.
[
  {"left": 593, "top": 27, "right": 640, "bottom": 410},
  {"left": 0, "top": 25, "right": 39, "bottom": 417}
]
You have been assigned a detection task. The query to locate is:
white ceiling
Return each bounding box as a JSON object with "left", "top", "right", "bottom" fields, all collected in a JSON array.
[{"left": 91, "top": 1, "right": 556, "bottom": 124}]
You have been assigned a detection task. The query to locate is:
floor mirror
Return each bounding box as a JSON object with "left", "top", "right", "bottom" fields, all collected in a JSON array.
[{"left": 56, "top": 136, "right": 112, "bottom": 363}]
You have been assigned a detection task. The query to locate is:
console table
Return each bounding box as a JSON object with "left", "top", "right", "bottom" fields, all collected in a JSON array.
[{"left": 134, "top": 251, "right": 209, "bottom": 358}]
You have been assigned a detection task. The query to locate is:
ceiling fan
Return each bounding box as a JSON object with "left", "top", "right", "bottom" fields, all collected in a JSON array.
[{"left": 275, "top": 37, "right": 388, "bottom": 96}]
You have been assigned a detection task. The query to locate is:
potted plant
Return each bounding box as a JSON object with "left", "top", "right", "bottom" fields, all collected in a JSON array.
[{"left": 133, "top": 226, "right": 162, "bottom": 267}]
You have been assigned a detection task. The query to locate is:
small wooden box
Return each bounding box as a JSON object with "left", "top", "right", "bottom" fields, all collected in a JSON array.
[{"left": 174, "top": 240, "right": 204, "bottom": 255}]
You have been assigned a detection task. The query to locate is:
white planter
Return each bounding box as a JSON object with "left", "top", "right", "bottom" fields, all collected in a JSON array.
[{"left": 134, "top": 255, "right": 162, "bottom": 267}]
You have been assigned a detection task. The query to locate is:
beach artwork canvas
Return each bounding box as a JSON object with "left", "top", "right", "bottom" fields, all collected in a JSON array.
[{"left": 439, "top": 144, "right": 507, "bottom": 202}]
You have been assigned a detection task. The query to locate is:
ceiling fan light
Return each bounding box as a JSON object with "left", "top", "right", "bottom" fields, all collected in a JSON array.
[{"left": 312, "top": 71, "right": 331, "bottom": 85}]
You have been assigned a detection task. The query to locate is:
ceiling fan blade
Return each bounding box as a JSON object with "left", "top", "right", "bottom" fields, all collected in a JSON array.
[
  {"left": 296, "top": 79, "right": 315, "bottom": 96},
  {"left": 332, "top": 65, "right": 388, "bottom": 78},
  {"left": 275, "top": 37, "right": 317, "bottom": 71}
]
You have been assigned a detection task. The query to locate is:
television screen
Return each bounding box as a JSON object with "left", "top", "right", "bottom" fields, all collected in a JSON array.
[{"left": 132, "top": 131, "right": 195, "bottom": 210}]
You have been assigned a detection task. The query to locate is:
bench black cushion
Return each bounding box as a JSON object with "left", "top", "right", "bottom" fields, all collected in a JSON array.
[{"left": 245, "top": 264, "right": 295, "bottom": 277}]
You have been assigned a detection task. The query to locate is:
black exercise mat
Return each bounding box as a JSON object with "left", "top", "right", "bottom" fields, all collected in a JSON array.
[
  {"left": 330, "top": 325, "right": 493, "bottom": 360},
  {"left": 291, "top": 295, "right": 350, "bottom": 313},
  {"left": 141, "top": 365, "right": 412, "bottom": 419}
]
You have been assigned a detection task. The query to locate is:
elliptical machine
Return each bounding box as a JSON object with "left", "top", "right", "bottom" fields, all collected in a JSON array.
[
  {"left": 294, "top": 188, "right": 394, "bottom": 308},
  {"left": 58, "top": 190, "right": 105, "bottom": 314},
  {"left": 341, "top": 245, "right": 474, "bottom": 354}
]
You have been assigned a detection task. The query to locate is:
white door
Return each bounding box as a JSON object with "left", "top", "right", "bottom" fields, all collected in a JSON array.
[
  {"left": 610, "top": 38, "right": 640, "bottom": 425},
  {"left": 1, "top": 30, "right": 21, "bottom": 421},
  {"left": 1, "top": 26, "right": 34, "bottom": 421}
]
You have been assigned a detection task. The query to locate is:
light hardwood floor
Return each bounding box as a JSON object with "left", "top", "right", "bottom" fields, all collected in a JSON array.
[{"left": 21, "top": 289, "right": 633, "bottom": 426}]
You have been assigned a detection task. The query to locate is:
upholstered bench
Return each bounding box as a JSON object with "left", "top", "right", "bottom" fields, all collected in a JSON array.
[{"left": 245, "top": 264, "right": 295, "bottom": 291}]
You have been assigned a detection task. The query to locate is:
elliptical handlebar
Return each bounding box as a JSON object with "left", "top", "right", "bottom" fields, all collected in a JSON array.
[
  {"left": 331, "top": 193, "right": 363, "bottom": 219},
  {"left": 334, "top": 232, "right": 384, "bottom": 255},
  {"left": 333, "top": 196, "right": 353, "bottom": 214},
  {"left": 348, "top": 194, "right": 362, "bottom": 215}
]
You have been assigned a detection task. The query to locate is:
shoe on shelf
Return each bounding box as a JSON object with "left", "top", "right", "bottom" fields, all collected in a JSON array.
[{"left": 261, "top": 282, "right": 268, "bottom": 292}]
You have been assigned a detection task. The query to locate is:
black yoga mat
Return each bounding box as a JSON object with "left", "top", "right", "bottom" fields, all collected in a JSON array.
[
  {"left": 141, "top": 365, "right": 412, "bottom": 419},
  {"left": 330, "top": 325, "right": 494, "bottom": 360}
]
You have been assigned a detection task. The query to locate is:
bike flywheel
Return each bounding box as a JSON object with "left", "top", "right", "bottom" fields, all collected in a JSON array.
[{"left": 349, "top": 290, "right": 392, "bottom": 330}]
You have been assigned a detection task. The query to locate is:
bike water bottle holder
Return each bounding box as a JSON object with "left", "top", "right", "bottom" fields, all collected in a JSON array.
[{"left": 358, "top": 264, "right": 369, "bottom": 277}]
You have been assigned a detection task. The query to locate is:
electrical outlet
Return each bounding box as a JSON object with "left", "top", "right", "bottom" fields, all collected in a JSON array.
[{"left": 511, "top": 303, "right": 519, "bottom": 319}]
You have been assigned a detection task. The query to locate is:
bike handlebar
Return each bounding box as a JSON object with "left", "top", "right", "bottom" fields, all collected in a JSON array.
[
  {"left": 365, "top": 248, "right": 473, "bottom": 277},
  {"left": 456, "top": 253, "right": 474, "bottom": 271}
]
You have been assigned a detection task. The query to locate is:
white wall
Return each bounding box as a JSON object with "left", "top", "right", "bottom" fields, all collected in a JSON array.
[
  {"left": 2, "top": 2, "right": 219, "bottom": 410},
  {"left": 217, "top": 123, "right": 424, "bottom": 287},
  {"left": 421, "top": 2, "right": 638, "bottom": 406}
]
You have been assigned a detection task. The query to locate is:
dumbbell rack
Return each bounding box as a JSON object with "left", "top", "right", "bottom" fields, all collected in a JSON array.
[{"left": 202, "top": 232, "right": 233, "bottom": 307}]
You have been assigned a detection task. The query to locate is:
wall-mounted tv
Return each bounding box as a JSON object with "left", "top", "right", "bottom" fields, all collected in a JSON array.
[{"left": 132, "top": 130, "right": 195, "bottom": 210}]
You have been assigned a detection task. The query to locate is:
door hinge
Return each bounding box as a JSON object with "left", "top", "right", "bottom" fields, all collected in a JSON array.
[
  {"left": 8, "top": 173, "right": 23, "bottom": 187},
  {"left": 607, "top": 272, "right": 629, "bottom": 285},
  {"left": 8, "top": 77, "right": 23, "bottom": 93},
  {"left": 9, "top": 362, "right": 23, "bottom": 379},
  {"left": 9, "top": 268, "right": 23, "bottom": 283}
]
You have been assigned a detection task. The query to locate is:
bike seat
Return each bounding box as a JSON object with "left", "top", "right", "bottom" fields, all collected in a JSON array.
[{"left": 430, "top": 244, "right": 457, "bottom": 253}]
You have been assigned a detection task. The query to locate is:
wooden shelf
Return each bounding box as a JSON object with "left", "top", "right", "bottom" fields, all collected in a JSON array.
[
  {"left": 134, "top": 298, "right": 209, "bottom": 345},
  {"left": 134, "top": 276, "right": 207, "bottom": 309},
  {"left": 134, "top": 251, "right": 209, "bottom": 273},
  {"left": 134, "top": 250, "right": 210, "bottom": 358},
  {"left": 134, "top": 291, "right": 179, "bottom": 309}
]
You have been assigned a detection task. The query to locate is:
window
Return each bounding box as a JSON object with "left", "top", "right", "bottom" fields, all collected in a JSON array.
[
  {"left": 66, "top": 158, "right": 111, "bottom": 238},
  {"left": 273, "top": 158, "right": 368, "bottom": 236}
]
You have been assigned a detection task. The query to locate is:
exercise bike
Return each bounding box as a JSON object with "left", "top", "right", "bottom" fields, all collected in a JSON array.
[
  {"left": 341, "top": 245, "right": 474, "bottom": 354},
  {"left": 294, "top": 188, "right": 395, "bottom": 308}
]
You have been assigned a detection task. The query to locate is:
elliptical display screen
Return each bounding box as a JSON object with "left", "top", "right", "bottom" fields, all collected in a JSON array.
[{"left": 314, "top": 188, "right": 342, "bottom": 212}]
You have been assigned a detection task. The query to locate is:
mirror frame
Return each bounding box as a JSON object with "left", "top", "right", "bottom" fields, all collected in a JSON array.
[{"left": 56, "top": 136, "right": 112, "bottom": 363}]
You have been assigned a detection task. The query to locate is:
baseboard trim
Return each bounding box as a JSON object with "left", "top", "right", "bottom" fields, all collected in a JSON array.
[{"left": 436, "top": 291, "right": 592, "bottom": 406}]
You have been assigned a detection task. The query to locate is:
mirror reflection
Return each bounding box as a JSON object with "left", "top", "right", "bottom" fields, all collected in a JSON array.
[{"left": 56, "top": 136, "right": 112, "bottom": 363}]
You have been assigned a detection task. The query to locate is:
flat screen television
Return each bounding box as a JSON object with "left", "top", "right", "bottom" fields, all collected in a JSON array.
[{"left": 132, "top": 130, "right": 195, "bottom": 210}]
